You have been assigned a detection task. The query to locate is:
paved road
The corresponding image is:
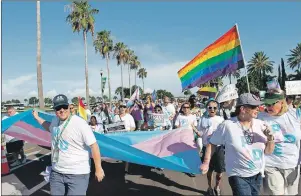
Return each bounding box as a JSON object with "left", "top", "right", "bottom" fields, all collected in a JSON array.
[{"left": 2, "top": 143, "right": 301, "bottom": 195}]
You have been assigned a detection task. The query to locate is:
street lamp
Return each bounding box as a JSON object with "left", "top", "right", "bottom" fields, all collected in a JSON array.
[{"left": 100, "top": 69, "right": 103, "bottom": 101}]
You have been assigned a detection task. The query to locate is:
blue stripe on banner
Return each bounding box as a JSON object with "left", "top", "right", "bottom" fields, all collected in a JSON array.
[{"left": 94, "top": 133, "right": 195, "bottom": 173}]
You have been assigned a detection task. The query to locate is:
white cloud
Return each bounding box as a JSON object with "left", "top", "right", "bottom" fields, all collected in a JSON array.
[
  {"left": 2, "top": 74, "right": 36, "bottom": 99},
  {"left": 45, "top": 89, "right": 58, "bottom": 98},
  {"left": 27, "top": 90, "right": 38, "bottom": 97}
]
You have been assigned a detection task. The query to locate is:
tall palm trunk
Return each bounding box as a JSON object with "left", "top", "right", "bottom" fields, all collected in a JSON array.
[
  {"left": 106, "top": 54, "right": 112, "bottom": 108},
  {"left": 83, "top": 31, "right": 90, "bottom": 108},
  {"left": 36, "top": 1, "right": 44, "bottom": 110},
  {"left": 121, "top": 64, "right": 124, "bottom": 100},
  {"left": 142, "top": 77, "right": 145, "bottom": 93},
  {"left": 128, "top": 65, "right": 131, "bottom": 96}
]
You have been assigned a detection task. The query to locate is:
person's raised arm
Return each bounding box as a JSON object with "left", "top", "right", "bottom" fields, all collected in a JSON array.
[{"left": 32, "top": 110, "right": 51, "bottom": 132}]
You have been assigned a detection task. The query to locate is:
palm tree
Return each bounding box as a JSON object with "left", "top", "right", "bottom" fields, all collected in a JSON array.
[
  {"left": 247, "top": 51, "right": 274, "bottom": 89},
  {"left": 125, "top": 49, "right": 134, "bottom": 96},
  {"left": 36, "top": 1, "right": 44, "bottom": 110},
  {"left": 137, "top": 68, "right": 147, "bottom": 93},
  {"left": 224, "top": 70, "right": 241, "bottom": 84},
  {"left": 287, "top": 43, "right": 301, "bottom": 70},
  {"left": 130, "top": 55, "right": 141, "bottom": 92},
  {"left": 288, "top": 69, "right": 301, "bottom": 81},
  {"left": 94, "top": 30, "right": 113, "bottom": 107},
  {"left": 113, "top": 42, "right": 128, "bottom": 101},
  {"left": 66, "top": 1, "right": 99, "bottom": 108}
]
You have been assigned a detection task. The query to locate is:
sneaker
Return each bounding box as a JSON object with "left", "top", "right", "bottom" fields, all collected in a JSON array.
[
  {"left": 186, "top": 173, "right": 196, "bottom": 177},
  {"left": 214, "top": 187, "right": 221, "bottom": 196},
  {"left": 10, "top": 160, "right": 21, "bottom": 167},
  {"left": 207, "top": 187, "right": 215, "bottom": 196},
  {"left": 21, "top": 157, "right": 27, "bottom": 164}
]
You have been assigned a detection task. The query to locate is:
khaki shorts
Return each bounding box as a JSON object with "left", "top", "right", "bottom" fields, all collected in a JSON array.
[{"left": 263, "top": 165, "right": 300, "bottom": 195}]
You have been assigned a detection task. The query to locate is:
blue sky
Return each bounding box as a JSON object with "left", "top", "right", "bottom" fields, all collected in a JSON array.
[{"left": 2, "top": 1, "right": 301, "bottom": 101}]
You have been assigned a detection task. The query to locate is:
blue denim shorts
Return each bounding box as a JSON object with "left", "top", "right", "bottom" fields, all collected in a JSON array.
[
  {"left": 50, "top": 170, "right": 90, "bottom": 196},
  {"left": 228, "top": 173, "right": 262, "bottom": 196}
]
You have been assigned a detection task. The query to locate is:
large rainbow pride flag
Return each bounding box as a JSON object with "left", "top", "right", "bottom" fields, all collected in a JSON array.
[
  {"left": 178, "top": 25, "right": 245, "bottom": 91},
  {"left": 1, "top": 110, "right": 201, "bottom": 174}
]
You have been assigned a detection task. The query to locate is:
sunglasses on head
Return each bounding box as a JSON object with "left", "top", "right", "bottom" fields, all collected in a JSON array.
[
  {"left": 55, "top": 105, "right": 69, "bottom": 111},
  {"left": 207, "top": 106, "right": 217, "bottom": 110}
]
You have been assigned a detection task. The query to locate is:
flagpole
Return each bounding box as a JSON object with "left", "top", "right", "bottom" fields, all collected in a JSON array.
[{"left": 235, "top": 23, "right": 250, "bottom": 93}]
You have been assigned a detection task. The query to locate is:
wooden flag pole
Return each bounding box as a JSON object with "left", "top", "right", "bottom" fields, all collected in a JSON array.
[{"left": 235, "top": 23, "right": 250, "bottom": 93}]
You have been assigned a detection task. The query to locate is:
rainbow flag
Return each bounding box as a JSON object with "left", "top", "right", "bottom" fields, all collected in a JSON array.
[
  {"left": 78, "top": 97, "right": 87, "bottom": 121},
  {"left": 178, "top": 25, "right": 245, "bottom": 91}
]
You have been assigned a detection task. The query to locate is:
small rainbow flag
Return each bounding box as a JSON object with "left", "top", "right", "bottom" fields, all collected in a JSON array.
[
  {"left": 78, "top": 97, "right": 87, "bottom": 121},
  {"left": 178, "top": 25, "right": 245, "bottom": 91}
]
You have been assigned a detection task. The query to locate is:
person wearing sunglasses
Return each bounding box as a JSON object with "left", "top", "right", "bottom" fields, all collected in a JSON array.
[
  {"left": 200, "top": 93, "right": 275, "bottom": 196},
  {"left": 69, "top": 103, "right": 77, "bottom": 116},
  {"left": 175, "top": 102, "right": 197, "bottom": 130},
  {"left": 32, "top": 94, "right": 105, "bottom": 195},
  {"left": 197, "top": 99, "right": 224, "bottom": 196},
  {"left": 258, "top": 90, "right": 301, "bottom": 195},
  {"left": 113, "top": 103, "right": 136, "bottom": 131}
]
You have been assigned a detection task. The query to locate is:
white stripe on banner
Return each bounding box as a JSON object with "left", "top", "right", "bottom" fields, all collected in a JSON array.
[{"left": 2, "top": 158, "right": 8, "bottom": 163}]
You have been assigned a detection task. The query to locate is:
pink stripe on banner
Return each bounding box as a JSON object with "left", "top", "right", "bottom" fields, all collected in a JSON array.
[
  {"left": 133, "top": 128, "right": 197, "bottom": 157},
  {"left": 8, "top": 131, "right": 51, "bottom": 147},
  {"left": 5, "top": 121, "right": 51, "bottom": 147},
  {"left": 15, "top": 121, "right": 51, "bottom": 141}
]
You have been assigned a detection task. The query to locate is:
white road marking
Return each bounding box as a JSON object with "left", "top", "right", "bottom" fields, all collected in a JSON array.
[
  {"left": 10, "top": 152, "right": 51, "bottom": 172},
  {"left": 25, "top": 150, "right": 41, "bottom": 157},
  {"left": 22, "top": 181, "right": 49, "bottom": 195}
]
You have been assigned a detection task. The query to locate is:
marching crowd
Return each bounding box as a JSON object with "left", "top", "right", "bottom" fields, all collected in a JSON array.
[{"left": 2, "top": 82, "right": 301, "bottom": 196}]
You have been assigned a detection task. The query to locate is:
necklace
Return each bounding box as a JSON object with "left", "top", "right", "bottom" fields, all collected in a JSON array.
[{"left": 237, "top": 118, "right": 254, "bottom": 145}]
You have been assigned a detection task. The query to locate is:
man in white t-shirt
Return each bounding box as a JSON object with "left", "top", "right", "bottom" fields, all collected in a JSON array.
[
  {"left": 197, "top": 99, "right": 224, "bottom": 196},
  {"left": 2, "top": 106, "right": 26, "bottom": 166},
  {"left": 32, "top": 94, "right": 104, "bottom": 195}
]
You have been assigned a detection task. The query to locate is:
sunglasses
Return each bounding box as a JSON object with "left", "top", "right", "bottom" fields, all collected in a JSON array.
[
  {"left": 207, "top": 106, "right": 217, "bottom": 110},
  {"left": 55, "top": 105, "right": 69, "bottom": 111},
  {"left": 119, "top": 106, "right": 126, "bottom": 109},
  {"left": 183, "top": 106, "right": 190, "bottom": 109},
  {"left": 245, "top": 105, "right": 259, "bottom": 110},
  {"left": 265, "top": 101, "right": 279, "bottom": 107},
  {"left": 70, "top": 107, "right": 74, "bottom": 109}
]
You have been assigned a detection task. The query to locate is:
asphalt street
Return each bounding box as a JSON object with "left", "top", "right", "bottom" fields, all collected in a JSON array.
[{"left": 2, "top": 143, "right": 301, "bottom": 195}]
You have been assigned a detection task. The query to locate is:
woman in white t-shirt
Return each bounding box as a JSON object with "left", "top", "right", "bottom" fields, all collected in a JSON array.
[
  {"left": 89, "top": 116, "right": 104, "bottom": 134},
  {"left": 175, "top": 102, "right": 197, "bottom": 129},
  {"left": 175, "top": 102, "right": 198, "bottom": 177},
  {"left": 258, "top": 91, "right": 301, "bottom": 195},
  {"left": 113, "top": 104, "right": 136, "bottom": 131},
  {"left": 113, "top": 103, "right": 136, "bottom": 174},
  {"left": 197, "top": 99, "right": 224, "bottom": 196},
  {"left": 200, "top": 93, "right": 275, "bottom": 196}
]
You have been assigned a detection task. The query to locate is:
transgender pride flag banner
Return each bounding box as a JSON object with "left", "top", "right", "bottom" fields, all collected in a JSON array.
[{"left": 1, "top": 110, "right": 201, "bottom": 174}]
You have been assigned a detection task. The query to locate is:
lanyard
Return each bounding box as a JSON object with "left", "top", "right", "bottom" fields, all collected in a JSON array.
[
  {"left": 56, "top": 115, "right": 72, "bottom": 141},
  {"left": 52, "top": 115, "right": 72, "bottom": 163}
]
